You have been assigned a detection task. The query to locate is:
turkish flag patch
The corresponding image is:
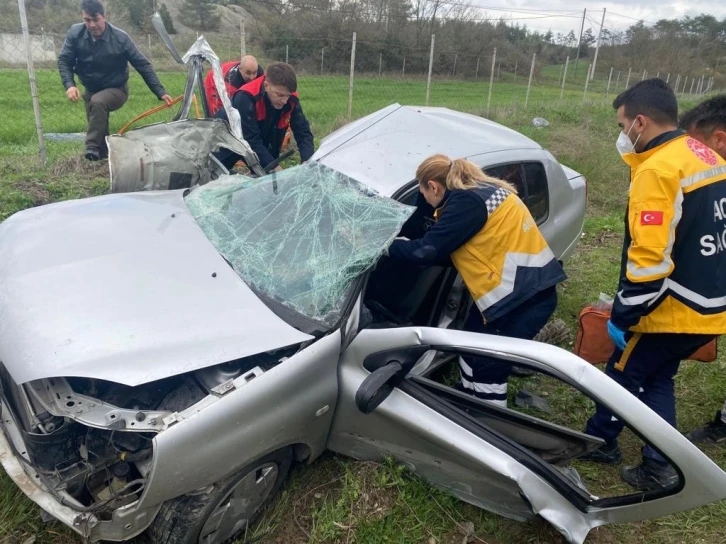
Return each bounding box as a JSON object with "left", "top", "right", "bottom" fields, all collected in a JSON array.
[{"left": 641, "top": 211, "right": 664, "bottom": 225}]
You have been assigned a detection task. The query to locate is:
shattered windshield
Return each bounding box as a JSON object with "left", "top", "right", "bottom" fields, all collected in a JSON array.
[{"left": 185, "top": 163, "right": 413, "bottom": 328}]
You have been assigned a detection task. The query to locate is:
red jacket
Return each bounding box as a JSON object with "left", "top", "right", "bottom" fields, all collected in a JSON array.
[{"left": 204, "top": 61, "right": 264, "bottom": 116}]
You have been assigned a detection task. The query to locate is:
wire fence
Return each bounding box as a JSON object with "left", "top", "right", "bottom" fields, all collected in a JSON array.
[{"left": 1, "top": 13, "right": 719, "bottom": 165}]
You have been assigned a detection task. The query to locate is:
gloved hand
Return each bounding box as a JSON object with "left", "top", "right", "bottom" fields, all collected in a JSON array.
[
  {"left": 607, "top": 319, "right": 627, "bottom": 351},
  {"left": 383, "top": 237, "right": 409, "bottom": 257}
]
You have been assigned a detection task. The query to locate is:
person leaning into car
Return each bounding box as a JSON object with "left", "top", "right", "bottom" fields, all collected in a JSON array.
[
  {"left": 58, "top": 0, "right": 173, "bottom": 161},
  {"left": 581, "top": 79, "right": 726, "bottom": 492},
  {"left": 387, "top": 154, "right": 566, "bottom": 407}
]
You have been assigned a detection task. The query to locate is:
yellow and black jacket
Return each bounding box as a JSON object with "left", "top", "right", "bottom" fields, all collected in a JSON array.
[
  {"left": 612, "top": 130, "right": 726, "bottom": 334},
  {"left": 389, "top": 184, "right": 565, "bottom": 322}
]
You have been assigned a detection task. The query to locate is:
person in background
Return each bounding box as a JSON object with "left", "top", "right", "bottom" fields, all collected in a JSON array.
[
  {"left": 582, "top": 80, "right": 726, "bottom": 491},
  {"left": 214, "top": 62, "right": 314, "bottom": 172},
  {"left": 679, "top": 95, "right": 726, "bottom": 445},
  {"left": 204, "top": 55, "right": 264, "bottom": 116},
  {"left": 58, "top": 0, "right": 172, "bottom": 161},
  {"left": 387, "top": 154, "right": 566, "bottom": 407}
]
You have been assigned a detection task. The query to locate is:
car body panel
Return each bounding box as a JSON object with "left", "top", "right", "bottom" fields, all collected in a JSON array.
[
  {"left": 0, "top": 190, "right": 312, "bottom": 386},
  {"left": 329, "top": 327, "right": 726, "bottom": 543}
]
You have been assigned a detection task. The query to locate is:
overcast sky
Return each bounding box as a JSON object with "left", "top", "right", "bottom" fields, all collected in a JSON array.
[{"left": 464, "top": 1, "right": 726, "bottom": 36}]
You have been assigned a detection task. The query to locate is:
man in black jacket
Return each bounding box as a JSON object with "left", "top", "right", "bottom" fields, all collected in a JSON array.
[
  {"left": 214, "top": 63, "right": 314, "bottom": 171},
  {"left": 58, "top": 0, "right": 172, "bottom": 161}
]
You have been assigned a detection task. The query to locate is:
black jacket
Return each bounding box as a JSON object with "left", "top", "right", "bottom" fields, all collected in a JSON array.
[
  {"left": 215, "top": 90, "right": 315, "bottom": 169},
  {"left": 58, "top": 23, "right": 166, "bottom": 97},
  {"left": 226, "top": 63, "right": 265, "bottom": 88}
]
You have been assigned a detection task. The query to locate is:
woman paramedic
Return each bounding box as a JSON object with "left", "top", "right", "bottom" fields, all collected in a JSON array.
[{"left": 387, "top": 154, "right": 566, "bottom": 406}]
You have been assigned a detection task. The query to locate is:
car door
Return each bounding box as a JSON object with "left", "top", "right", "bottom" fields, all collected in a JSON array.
[{"left": 328, "top": 326, "right": 726, "bottom": 544}]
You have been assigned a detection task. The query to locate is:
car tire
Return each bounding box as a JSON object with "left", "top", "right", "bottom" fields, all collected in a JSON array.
[{"left": 148, "top": 447, "right": 292, "bottom": 544}]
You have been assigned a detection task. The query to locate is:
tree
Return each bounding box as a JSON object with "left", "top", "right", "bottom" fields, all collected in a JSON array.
[
  {"left": 159, "top": 3, "right": 176, "bottom": 34},
  {"left": 179, "top": 0, "right": 221, "bottom": 31},
  {"left": 115, "top": 0, "right": 155, "bottom": 32}
]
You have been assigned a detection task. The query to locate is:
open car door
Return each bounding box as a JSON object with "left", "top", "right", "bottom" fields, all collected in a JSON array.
[{"left": 328, "top": 326, "right": 726, "bottom": 543}]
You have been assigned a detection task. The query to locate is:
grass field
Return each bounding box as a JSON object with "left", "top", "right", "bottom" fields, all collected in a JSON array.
[{"left": 1, "top": 70, "right": 725, "bottom": 544}]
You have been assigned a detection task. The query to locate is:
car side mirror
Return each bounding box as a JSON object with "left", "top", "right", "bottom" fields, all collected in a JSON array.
[{"left": 355, "top": 361, "right": 403, "bottom": 414}]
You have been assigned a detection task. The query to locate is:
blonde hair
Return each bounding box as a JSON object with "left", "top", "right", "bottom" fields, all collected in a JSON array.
[{"left": 415, "top": 154, "right": 517, "bottom": 194}]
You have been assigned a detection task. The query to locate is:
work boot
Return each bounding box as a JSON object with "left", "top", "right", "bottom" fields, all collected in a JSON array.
[
  {"left": 620, "top": 458, "right": 678, "bottom": 491},
  {"left": 579, "top": 440, "right": 622, "bottom": 464},
  {"left": 84, "top": 148, "right": 101, "bottom": 161},
  {"left": 685, "top": 411, "right": 726, "bottom": 445}
]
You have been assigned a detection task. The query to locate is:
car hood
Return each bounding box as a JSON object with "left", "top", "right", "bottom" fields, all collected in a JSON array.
[{"left": 0, "top": 191, "right": 312, "bottom": 386}]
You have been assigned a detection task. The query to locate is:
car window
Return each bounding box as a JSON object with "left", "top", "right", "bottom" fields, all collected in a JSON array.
[
  {"left": 184, "top": 163, "right": 413, "bottom": 328},
  {"left": 484, "top": 162, "right": 549, "bottom": 223}
]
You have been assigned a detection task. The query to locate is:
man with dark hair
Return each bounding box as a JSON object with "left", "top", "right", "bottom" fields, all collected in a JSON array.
[
  {"left": 204, "top": 55, "right": 264, "bottom": 116},
  {"left": 215, "top": 62, "right": 314, "bottom": 171},
  {"left": 679, "top": 95, "right": 726, "bottom": 445},
  {"left": 581, "top": 79, "right": 726, "bottom": 490},
  {"left": 58, "top": 0, "right": 173, "bottom": 161}
]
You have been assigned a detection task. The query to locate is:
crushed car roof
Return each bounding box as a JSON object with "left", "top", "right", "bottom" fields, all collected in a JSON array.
[{"left": 313, "top": 103, "right": 542, "bottom": 196}]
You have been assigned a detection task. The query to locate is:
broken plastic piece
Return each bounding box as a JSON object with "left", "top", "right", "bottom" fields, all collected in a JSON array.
[
  {"left": 185, "top": 163, "right": 414, "bottom": 327},
  {"left": 514, "top": 389, "right": 551, "bottom": 413},
  {"left": 532, "top": 117, "right": 550, "bottom": 128}
]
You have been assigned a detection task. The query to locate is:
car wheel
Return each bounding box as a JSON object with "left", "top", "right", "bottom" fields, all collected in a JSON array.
[{"left": 148, "top": 448, "right": 292, "bottom": 544}]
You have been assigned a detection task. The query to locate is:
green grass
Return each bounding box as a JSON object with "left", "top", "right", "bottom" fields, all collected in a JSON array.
[{"left": 1, "top": 73, "right": 725, "bottom": 543}]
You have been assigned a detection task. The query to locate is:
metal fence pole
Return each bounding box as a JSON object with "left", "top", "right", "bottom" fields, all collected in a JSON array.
[
  {"left": 689, "top": 78, "right": 695, "bottom": 95},
  {"left": 285, "top": 44, "right": 289, "bottom": 64},
  {"left": 379, "top": 52, "right": 382, "bottom": 76},
  {"left": 425, "top": 34, "right": 435, "bottom": 106},
  {"left": 17, "top": 0, "right": 46, "bottom": 165},
  {"left": 453, "top": 53, "right": 457, "bottom": 77},
  {"left": 614, "top": 70, "right": 621, "bottom": 93},
  {"left": 148, "top": 34, "right": 152, "bottom": 62},
  {"left": 666, "top": 73, "right": 670, "bottom": 84},
  {"left": 559, "top": 56, "right": 569, "bottom": 100},
  {"left": 524, "top": 53, "right": 535, "bottom": 109},
  {"left": 604, "top": 66, "right": 613, "bottom": 103},
  {"left": 402, "top": 56, "right": 406, "bottom": 76},
  {"left": 486, "top": 47, "right": 496, "bottom": 116},
  {"left": 513, "top": 61, "right": 517, "bottom": 84},
  {"left": 475, "top": 56, "right": 480, "bottom": 78},
  {"left": 348, "top": 32, "right": 356, "bottom": 119},
  {"left": 700, "top": 74, "right": 706, "bottom": 94},
  {"left": 625, "top": 67, "right": 632, "bottom": 89},
  {"left": 582, "top": 63, "right": 591, "bottom": 103},
  {"left": 675, "top": 74, "right": 681, "bottom": 93},
  {"left": 641, "top": 69, "right": 647, "bottom": 81},
  {"left": 321, "top": 47, "right": 324, "bottom": 75},
  {"left": 240, "top": 21, "right": 246, "bottom": 57},
  {"left": 656, "top": 71, "right": 660, "bottom": 79},
  {"left": 497, "top": 61, "right": 501, "bottom": 80}
]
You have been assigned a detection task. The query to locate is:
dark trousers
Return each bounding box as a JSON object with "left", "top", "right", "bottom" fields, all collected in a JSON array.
[
  {"left": 460, "top": 286, "right": 558, "bottom": 405},
  {"left": 585, "top": 332, "right": 714, "bottom": 463},
  {"left": 83, "top": 87, "right": 128, "bottom": 154}
]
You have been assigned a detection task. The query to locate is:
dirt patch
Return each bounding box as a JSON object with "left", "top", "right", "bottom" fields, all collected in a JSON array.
[
  {"left": 12, "top": 181, "right": 51, "bottom": 206},
  {"left": 48, "top": 154, "right": 109, "bottom": 180}
]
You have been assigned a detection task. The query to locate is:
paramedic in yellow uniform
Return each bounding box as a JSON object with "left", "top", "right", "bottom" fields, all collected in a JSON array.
[
  {"left": 388, "top": 155, "right": 566, "bottom": 407},
  {"left": 583, "top": 79, "right": 726, "bottom": 491}
]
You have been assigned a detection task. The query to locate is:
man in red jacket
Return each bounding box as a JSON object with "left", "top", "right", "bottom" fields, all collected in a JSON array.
[{"left": 204, "top": 55, "right": 264, "bottom": 116}]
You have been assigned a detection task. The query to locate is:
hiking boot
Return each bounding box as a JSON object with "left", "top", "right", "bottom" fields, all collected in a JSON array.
[
  {"left": 620, "top": 458, "right": 679, "bottom": 491},
  {"left": 84, "top": 148, "right": 101, "bottom": 161},
  {"left": 579, "top": 440, "right": 622, "bottom": 464},
  {"left": 685, "top": 411, "right": 726, "bottom": 445}
]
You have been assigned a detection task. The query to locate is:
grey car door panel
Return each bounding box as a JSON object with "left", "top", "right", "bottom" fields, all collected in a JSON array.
[{"left": 332, "top": 327, "right": 726, "bottom": 544}]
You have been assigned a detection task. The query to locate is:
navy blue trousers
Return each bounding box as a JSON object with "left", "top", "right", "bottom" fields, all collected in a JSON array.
[
  {"left": 460, "top": 286, "right": 558, "bottom": 405},
  {"left": 585, "top": 332, "right": 714, "bottom": 463}
]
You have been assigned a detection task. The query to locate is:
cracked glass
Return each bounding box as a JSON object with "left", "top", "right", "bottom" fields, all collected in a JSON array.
[{"left": 185, "top": 163, "right": 414, "bottom": 327}]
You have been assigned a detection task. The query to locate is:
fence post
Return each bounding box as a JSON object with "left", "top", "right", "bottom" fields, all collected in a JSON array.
[
  {"left": 402, "top": 55, "right": 406, "bottom": 76},
  {"left": 425, "top": 34, "right": 435, "bottom": 106},
  {"left": 17, "top": 0, "right": 46, "bottom": 165},
  {"left": 486, "top": 47, "right": 496, "bottom": 117},
  {"left": 641, "top": 69, "right": 647, "bottom": 81},
  {"left": 321, "top": 47, "right": 324, "bottom": 75},
  {"left": 240, "top": 21, "right": 246, "bottom": 57},
  {"left": 524, "top": 53, "right": 535, "bottom": 109},
  {"left": 453, "top": 53, "right": 457, "bottom": 77},
  {"left": 582, "top": 63, "right": 592, "bottom": 103},
  {"left": 285, "top": 44, "right": 289, "bottom": 64},
  {"left": 625, "top": 67, "right": 632, "bottom": 89},
  {"left": 475, "top": 56, "right": 480, "bottom": 78},
  {"left": 604, "top": 66, "right": 613, "bottom": 103},
  {"left": 559, "top": 56, "right": 569, "bottom": 100},
  {"left": 348, "top": 32, "right": 356, "bottom": 119},
  {"left": 148, "top": 34, "right": 152, "bottom": 61},
  {"left": 379, "top": 52, "right": 382, "bottom": 76},
  {"left": 700, "top": 74, "right": 706, "bottom": 94},
  {"left": 674, "top": 74, "right": 681, "bottom": 93},
  {"left": 656, "top": 71, "right": 660, "bottom": 79},
  {"left": 666, "top": 73, "right": 670, "bottom": 84},
  {"left": 689, "top": 78, "right": 695, "bottom": 95},
  {"left": 615, "top": 70, "right": 621, "bottom": 93},
  {"left": 497, "top": 61, "right": 501, "bottom": 80},
  {"left": 513, "top": 61, "right": 517, "bottom": 84}
]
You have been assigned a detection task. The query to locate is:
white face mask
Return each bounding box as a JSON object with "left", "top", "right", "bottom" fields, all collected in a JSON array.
[{"left": 615, "top": 121, "right": 642, "bottom": 157}]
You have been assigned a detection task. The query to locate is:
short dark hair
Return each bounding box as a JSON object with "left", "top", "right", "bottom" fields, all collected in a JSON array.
[
  {"left": 679, "top": 95, "right": 726, "bottom": 135},
  {"left": 81, "top": 0, "right": 104, "bottom": 16},
  {"left": 266, "top": 63, "right": 297, "bottom": 93},
  {"left": 612, "top": 78, "right": 678, "bottom": 125}
]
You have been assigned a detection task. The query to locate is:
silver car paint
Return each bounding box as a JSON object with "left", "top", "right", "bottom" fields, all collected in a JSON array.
[
  {"left": 329, "top": 326, "right": 726, "bottom": 543},
  {"left": 0, "top": 190, "right": 311, "bottom": 386}
]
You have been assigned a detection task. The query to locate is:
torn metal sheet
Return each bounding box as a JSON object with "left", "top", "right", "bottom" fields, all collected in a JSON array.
[{"left": 185, "top": 163, "right": 414, "bottom": 326}]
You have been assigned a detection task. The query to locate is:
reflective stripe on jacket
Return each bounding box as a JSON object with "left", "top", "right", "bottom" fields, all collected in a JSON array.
[
  {"left": 612, "top": 133, "right": 726, "bottom": 334},
  {"left": 446, "top": 185, "right": 566, "bottom": 322}
]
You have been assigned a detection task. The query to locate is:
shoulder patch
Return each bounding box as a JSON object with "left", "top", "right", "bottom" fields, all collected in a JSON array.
[{"left": 686, "top": 137, "right": 719, "bottom": 166}]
